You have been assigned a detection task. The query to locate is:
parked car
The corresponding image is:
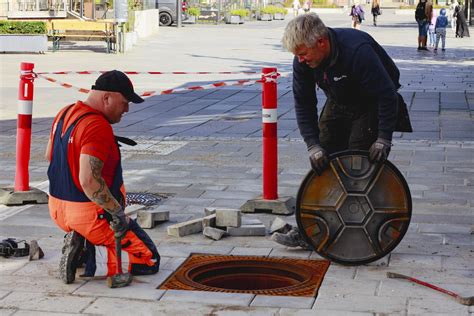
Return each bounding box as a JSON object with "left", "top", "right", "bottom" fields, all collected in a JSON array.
[{"left": 156, "top": 0, "right": 187, "bottom": 26}]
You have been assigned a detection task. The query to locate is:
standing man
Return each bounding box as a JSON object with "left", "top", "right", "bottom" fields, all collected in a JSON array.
[
  {"left": 46, "top": 70, "right": 160, "bottom": 283},
  {"left": 272, "top": 13, "right": 411, "bottom": 248}
]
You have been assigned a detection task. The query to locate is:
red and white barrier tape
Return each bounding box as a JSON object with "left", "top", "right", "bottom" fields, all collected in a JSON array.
[
  {"left": 36, "top": 70, "right": 260, "bottom": 75},
  {"left": 36, "top": 73, "right": 280, "bottom": 97}
]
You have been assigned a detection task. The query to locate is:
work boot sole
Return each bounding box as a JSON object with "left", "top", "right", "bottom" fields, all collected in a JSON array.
[{"left": 59, "top": 232, "right": 84, "bottom": 284}]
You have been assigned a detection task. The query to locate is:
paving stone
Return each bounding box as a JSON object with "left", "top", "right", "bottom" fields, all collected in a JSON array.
[
  {"left": 204, "top": 207, "right": 216, "bottom": 215},
  {"left": 389, "top": 253, "right": 443, "bottom": 269},
  {"left": 202, "top": 213, "right": 216, "bottom": 228},
  {"left": 216, "top": 208, "right": 242, "bottom": 227},
  {"left": 83, "top": 297, "right": 215, "bottom": 315},
  {"left": 241, "top": 216, "right": 263, "bottom": 226},
  {"left": 268, "top": 248, "right": 312, "bottom": 259},
  {"left": 229, "top": 247, "right": 272, "bottom": 257},
  {"left": 314, "top": 294, "right": 408, "bottom": 314},
  {"left": 417, "top": 223, "right": 472, "bottom": 234},
  {"left": 74, "top": 273, "right": 166, "bottom": 300},
  {"left": 316, "top": 278, "right": 379, "bottom": 299},
  {"left": 0, "top": 291, "right": 94, "bottom": 313},
  {"left": 227, "top": 224, "right": 266, "bottom": 236},
  {"left": 160, "top": 290, "right": 255, "bottom": 306},
  {"left": 269, "top": 217, "right": 292, "bottom": 234},
  {"left": 0, "top": 275, "right": 84, "bottom": 294},
  {"left": 407, "top": 297, "right": 470, "bottom": 315},
  {"left": 443, "top": 256, "right": 473, "bottom": 270},
  {"left": 280, "top": 310, "right": 372, "bottom": 316},
  {"left": 251, "top": 295, "right": 315, "bottom": 309},
  {"left": 137, "top": 209, "right": 170, "bottom": 229},
  {"left": 167, "top": 217, "right": 204, "bottom": 237},
  {"left": 160, "top": 257, "right": 187, "bottom": 270},
  {"left": 125, "top": 204, "right": 146, "bottom": 215},
  {"left": 203, "top": 226, "right": 226, "bottom": 240}
]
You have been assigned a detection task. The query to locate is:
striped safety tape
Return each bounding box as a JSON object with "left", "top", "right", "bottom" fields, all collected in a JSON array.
[
  {"left": 36, "top": 71, "right": 260, "bottom": 75},
  {"left": 36, "top": 74, "right": 279, "bottom": 97}
]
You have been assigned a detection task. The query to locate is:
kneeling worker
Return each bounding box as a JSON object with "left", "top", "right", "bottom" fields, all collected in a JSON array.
[{"left": 46, "top": 70, "right": 160, "bottom": 283}]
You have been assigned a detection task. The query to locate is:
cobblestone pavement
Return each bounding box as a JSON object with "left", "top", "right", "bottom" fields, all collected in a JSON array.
[{"left": 0, "top": 9, "right": 473, "bottom": 316}]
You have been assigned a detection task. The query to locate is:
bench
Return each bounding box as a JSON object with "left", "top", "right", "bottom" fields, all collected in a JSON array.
[{"left": 47, "top": 20, "right": 116, "bottom": 53}]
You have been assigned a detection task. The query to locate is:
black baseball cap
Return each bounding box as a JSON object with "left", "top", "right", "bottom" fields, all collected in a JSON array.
[{"left": 91, "top": 70, "right": 144, "bottom": 104}]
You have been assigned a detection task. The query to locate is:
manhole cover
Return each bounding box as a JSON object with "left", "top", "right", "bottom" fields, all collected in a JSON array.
[
  {"left": 296, "top": 150, "right": 412, "bottom": 265},
  {"left": 158, "top": 254, "right": 330, "bottom": 297}
]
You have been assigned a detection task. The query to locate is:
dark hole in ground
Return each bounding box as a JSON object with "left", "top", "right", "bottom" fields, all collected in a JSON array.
[{"left": 158, "top": 254, "right": 330, "bottom": 297}]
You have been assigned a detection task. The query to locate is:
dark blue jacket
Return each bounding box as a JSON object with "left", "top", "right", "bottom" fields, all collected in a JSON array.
[{"left": 293, "top": 28, "right": 400, "bottom": 148}]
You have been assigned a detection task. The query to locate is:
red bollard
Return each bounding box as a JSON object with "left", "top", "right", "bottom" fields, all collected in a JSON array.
[
  {"left": 262, "top": 67, "right": 278, "bottom": 200},
  {"left": 14, "top": 62, "right": 35, "bottom": 192}
]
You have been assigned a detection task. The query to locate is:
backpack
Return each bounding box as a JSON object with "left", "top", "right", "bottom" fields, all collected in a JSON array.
[{"left": 415, "top": 2, "right": 426, "bottom": 20}]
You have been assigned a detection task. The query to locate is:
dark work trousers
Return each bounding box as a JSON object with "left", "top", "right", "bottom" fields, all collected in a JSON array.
[{"left": 318, "top": 99, "right": 378, "bottom": 155}]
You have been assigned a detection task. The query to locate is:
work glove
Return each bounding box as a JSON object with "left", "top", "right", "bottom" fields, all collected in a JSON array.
[
  {"left": 308, "top": 144, "right": 329, "bottom": 176},
  {"left": 369, "top": 138, "right": 392, "bottom": 162},
  {"left": 110, "top": 210, "right": 129, "bottom": 239}
]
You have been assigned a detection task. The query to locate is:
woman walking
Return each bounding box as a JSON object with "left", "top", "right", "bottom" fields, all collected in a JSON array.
[
  {"left": 371, "top": 0, "right": 381, "bottom": 26},
  {"left": 454, "top": 3, "right": 470, "bottom": 38},
  {"left": 350, "top": 0, "right": 365, "bottom": 29}
]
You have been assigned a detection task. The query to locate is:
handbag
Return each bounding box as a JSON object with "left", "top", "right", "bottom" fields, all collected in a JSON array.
[{"left": 358, "top": 11, "right": 365, "bottom": 23}]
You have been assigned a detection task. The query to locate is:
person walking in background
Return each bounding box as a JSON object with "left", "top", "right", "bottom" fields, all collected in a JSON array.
[
  {"left": 350, "top": 0, "right": 365, "bottom": 29},
  {"left": 454, "top": 3, "right": 470, "bottom": 38},
  {"left": 434, "top": 8, "right": 449, "bottom": 51},
  {"left": 293, "top": 0, "right": 301, "bottom": 17},
  {"left": 428, "top": 9, "right": 437, "bottom": 47},
  {"left": 303, "top": 0, "right": 312, "bottom": 13},
  {"left": 415, "top": 0, "right": 432, "bottom": 50},
  {"left": 449, "top": 0, "right": 458, "bottom": 32},
  {"left": 371, "top": 0, "right": 381, "bottom": 26}
]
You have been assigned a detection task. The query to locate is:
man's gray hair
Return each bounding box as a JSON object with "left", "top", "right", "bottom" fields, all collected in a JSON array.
[{"left": 282, "top": 13, "right": 328, "bottom": 53}]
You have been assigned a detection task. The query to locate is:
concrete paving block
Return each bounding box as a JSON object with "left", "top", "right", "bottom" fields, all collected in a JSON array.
[
  {"left": 83, "top": 297, "right": 215, "bottom": 315},
  {"left": 229, "top": 247, "right": 272, "bottom": 257},
  {"left": 227, "top": 224, "right": 266, "bottom": 236},
  {"left": 203, "top": 226, "right": 226, "bottom": 240},
  {"left": 314, "top": 294, "right": 408, "bottom": 314},
  {"left": 0, "top": 291, "right": 94, "bottom": 314},
  {"left": 280, "top": 309, "right": 372, "bottom": 316},
  {"left": 125, "top": 204, "right": 146, "bottom": 215},
  {"left": 204, "top": 207, "right": 216, "bottom": 216},
  {"left": 167, "top": 218, "right": 203, "bottom": 237},
  {"left": 0, "top": 275, "right": 83, "bottom": 294},
  {"left": 269, "top": 217, "right": 292, "bottom": 234},
  {"left": 160, "top": 289, "right": 255, "bottom": 306},
  {"left": 240, "top": 195, "right": 295, "bottom": 215},
  {"left": 216, "top": 208, "right": 242, "bottom": 227},
  {"left": 241, "top": 217, "right": 263, "bottom": 226},
  {"left": 73, "top": 273, "right": 166, "bottom": 300},
  {"left": 137, "top": 209, "right": 170, "bottom": 229},
  {"left": 202, "top": 213, "right": 216, "bottom": 228},
  {"left": 407, "top": 297, "right": 470, "bottom": 315},
  {"left": 251, "top": 295, "right": 315, "bottom": 309}
]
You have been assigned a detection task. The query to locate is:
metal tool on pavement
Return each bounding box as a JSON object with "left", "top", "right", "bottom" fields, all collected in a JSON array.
[
  {"left": 387, "top": 272, "right": 474, "bottom": 306},
  {"left": 296, "top": 150, "right": 412, "bottom": 265},
  {"left": 106, "top": 235, "right": 133, "bottom": 288}
]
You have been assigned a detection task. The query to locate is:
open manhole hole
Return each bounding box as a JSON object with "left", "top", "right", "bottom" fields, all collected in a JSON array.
[{"left": 159, "top": 254, "right": 330, "bottom": 297}]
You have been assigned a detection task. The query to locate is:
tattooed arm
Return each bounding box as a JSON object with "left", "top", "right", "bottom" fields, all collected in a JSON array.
[{"left": 78, "top": 153, "right": 122, "bottom": 215}]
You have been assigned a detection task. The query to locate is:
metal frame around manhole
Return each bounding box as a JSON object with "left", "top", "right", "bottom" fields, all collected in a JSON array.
[{"left": 158, "top": 253, "right": 330, "bottom": 297}]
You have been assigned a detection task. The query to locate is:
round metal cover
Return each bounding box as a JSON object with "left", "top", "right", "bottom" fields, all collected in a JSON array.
[{"left": 296, "top": 150, "right": 412, "bottom": 265}]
